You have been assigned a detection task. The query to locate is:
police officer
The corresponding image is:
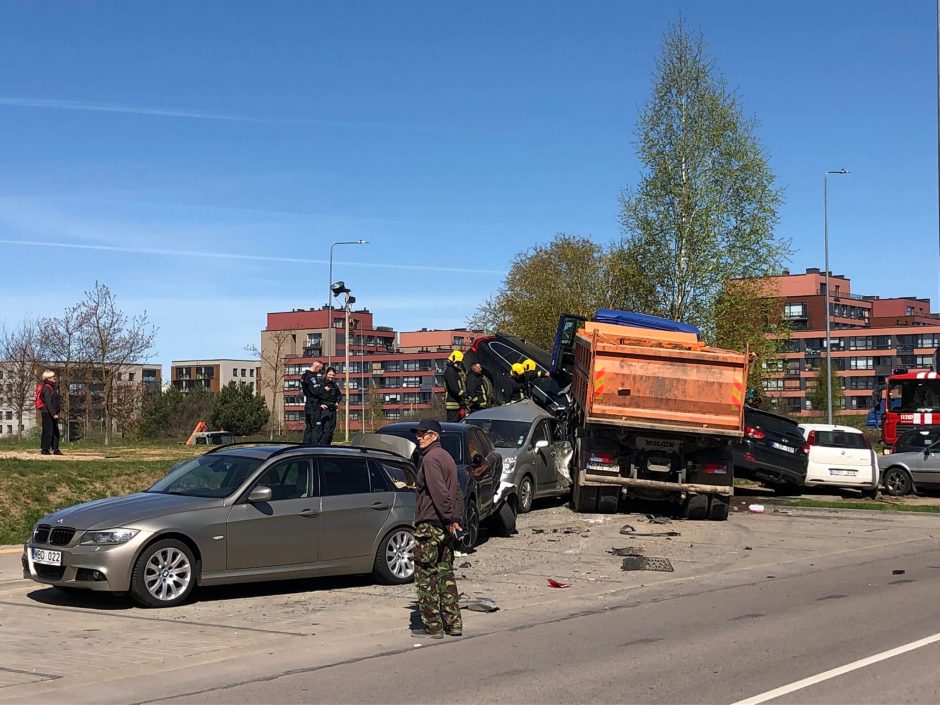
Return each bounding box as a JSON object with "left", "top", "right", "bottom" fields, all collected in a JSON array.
[
  {"left": 443, "top": 350, "right": 467, "bottom": 422},
  {"left": 300, "top": 361, "right": 324, "bottom": 444},
  {"left": 313, "top": 367, "right": 343, "bottom": 445},
  {"left": 466, "top": 362, "right": 491, "bottom": 412}
]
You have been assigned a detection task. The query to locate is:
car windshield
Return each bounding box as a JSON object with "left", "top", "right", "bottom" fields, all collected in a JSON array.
[
  {"left": 897, "top": 430, "right": 940, "bottom": 451},
  {"left": 465, "top": 419, "right": 531, "bottom": 448},
  {"left": 888, "top": 379, "right": 940, "bottom": 412},
  {"left": 147, "top": 454, "right": 264, "bottom": 498}
]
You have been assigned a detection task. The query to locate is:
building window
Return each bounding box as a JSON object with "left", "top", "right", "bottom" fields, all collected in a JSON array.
[
  {"left": 250, "top": 369, "right": 255, "bottom": 377},
  {"left": 4, "top": 411, "right": 11, "bottom": 420},
  {"left": 241, "top": 369, "right": 247, "bottom": 377},
  {"left": 783, "top": 303, "right": 806, "bottom": 319},
  {"left": 402, "top": 376, "right": 422, "bottom": 388},
  {"left": 763, "top": 379, "right": 784, "bottom": 391},
  {"left": 849, "top": 357, "right": 874, "bottom": 371},
  {"left": 453, "top": 336, "right": 465, "bottom": 346}
]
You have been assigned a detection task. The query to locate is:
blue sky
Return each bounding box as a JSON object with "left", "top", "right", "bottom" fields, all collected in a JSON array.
[{"left": 0, "top": 1, "right": 937, "bottom": 370}]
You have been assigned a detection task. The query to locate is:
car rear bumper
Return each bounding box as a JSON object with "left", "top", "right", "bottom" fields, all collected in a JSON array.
[
  {"left": 730, "top": 445, "right": 807, "bottom": 486},
  {"left": 22, "top": 532, "right": 152, "bottom": 592}
]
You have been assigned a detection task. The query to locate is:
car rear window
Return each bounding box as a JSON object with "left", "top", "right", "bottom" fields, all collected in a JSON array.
[{"left": 813, "top": 431, "right": 868, "bottom": 449}]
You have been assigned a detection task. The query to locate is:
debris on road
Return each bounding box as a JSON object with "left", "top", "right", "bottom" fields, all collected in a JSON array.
[
  {"left": 647, "top": 515, "right": 672, "bottom": 524},
  {"left": 609, "top": 546, "right": 645, "bottom": 556},
  {"left": 621, "top": 556, "right": 674, "bottom": 573},
  {"left": 744, "top": 546, "right": 753, "bottom": 551},
  {"left": 531, "top": 528, "right": 546, "bottom": 534},
  {"left": 547, "top": 579, "right": 571, "bottom": 588},
  {"left": 620, "top": 524, "right": 681, "bottom": 538},
  {"left": 748, "top": 504, "right": 766, "bottom": 514},
  {"left": 892, "top": 569, "right": 906, "bottom": 575},
  {"left": 459, "top": 596, "right": 499, "bottom": 613},
  {"left": 458, "top": 561, "right": 472, "bottom": 568}
]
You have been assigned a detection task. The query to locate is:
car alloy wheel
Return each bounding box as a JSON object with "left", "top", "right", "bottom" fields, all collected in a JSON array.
[
  {"left": 459, "top": 502, "right": 479, "bottom": 552},
  {"left": 518, "top": 475, "right": 534, "bottom": 513},
  {"left": 384, "top": 529, "right": 415, "bottom": 581},
  {"left": 882, "top": 467, "right": 912, "bottom": 496},
  {"left": 143, "top": 546, "right": 193, "bottom": 603}
]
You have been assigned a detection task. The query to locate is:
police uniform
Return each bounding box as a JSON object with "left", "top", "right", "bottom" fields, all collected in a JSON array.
[
  {"left": 300, "top": 367, "right": 323, "bottom": 444},
  {"left": 314, "top": 378, "right": 342, "bottom": 445}
]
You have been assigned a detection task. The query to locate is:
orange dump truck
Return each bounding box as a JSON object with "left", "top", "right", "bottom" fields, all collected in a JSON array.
[{"left": 554, "top": 313, "right": 749, "bottom": 519}]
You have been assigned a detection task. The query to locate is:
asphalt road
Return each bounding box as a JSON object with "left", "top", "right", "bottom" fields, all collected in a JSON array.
[{"left": 153, "top": 533, "right": 940, "bottom": 705}]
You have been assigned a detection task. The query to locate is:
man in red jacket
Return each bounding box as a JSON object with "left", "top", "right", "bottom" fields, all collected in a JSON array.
[
  {"left": 38, "top": 370, "right": 62, "bottom": 456},
  {"left": 411, "top": 419, "right": 463, "bottom": 638}
]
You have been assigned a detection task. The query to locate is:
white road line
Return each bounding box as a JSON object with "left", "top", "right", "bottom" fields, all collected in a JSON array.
[{"left": 731, "top": 631, "right": 940, "bottom": 705}]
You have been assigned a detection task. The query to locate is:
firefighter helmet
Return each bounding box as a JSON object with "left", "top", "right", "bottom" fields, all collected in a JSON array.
[
  {"left": 448, "top": 350, "right": 464, "bottom": 363},
  {"left": 511, "top": 362, "right": 525, "bottom": 376},
  {"left": 522, "top": 358, "right": 537, "bottom": 372}
]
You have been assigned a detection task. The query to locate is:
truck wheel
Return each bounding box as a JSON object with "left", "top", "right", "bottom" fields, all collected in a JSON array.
[
  {"left": 683, "top": 494, "right": 708, "bottom": 520},
  {"left": 707, "top": 496, "right": 729, "bottom": 521},
  {"left": 597, "top": 487, "right": 619, "bottom": 514},
  {"left": 571, "top": 483, "right": 597, "bottom": 513}
]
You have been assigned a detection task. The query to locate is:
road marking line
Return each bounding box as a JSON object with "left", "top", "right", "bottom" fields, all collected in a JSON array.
[{"left": 731, "top": 631, "right": 940, "bottom": 705}]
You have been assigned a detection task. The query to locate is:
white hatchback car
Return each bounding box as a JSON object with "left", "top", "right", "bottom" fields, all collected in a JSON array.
[{"left": 798, "top": 424, "right": 879, "bottom": 498}]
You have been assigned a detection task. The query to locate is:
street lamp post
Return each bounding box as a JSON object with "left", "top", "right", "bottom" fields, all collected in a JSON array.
[
  {"left": 343, "top": 292, "right": 356, "bottom": 443},
  {"left": 327, "top": 240, "right": 367, "bottom": 367},
  {"left": 824, "top": 169, "right": 849, "bottom": 425}
]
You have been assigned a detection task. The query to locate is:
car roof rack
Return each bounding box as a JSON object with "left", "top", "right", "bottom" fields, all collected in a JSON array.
[
  {"left": 204, "top": 440, "right": 298, "bottom": 455},
  {"left": 205, "top": 440, "right": 412, "bottom": 461}
]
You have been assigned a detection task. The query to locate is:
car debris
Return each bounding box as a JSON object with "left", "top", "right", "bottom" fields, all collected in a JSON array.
[
  {"left": 459, "top": 596, "right": 499, "bottom": 613},
  {"left": 621, "top": 556, "right": 674, "bottom": 573},
  {"left": 748, "top": 504, "right": 766, "bottom": 513},
  {"left": 547, "top": 579, "right": 571, "bottom": 588},
  {"left": 647, "top": 515, "right": 672, "bottom": 524},
  {"left": 458, "top": 561, "right": 472, "bottom": 569},
  {"left": 620, "top": 524, "right": 681, "bottom": 537},
  {"left": 609, "top": 546, "right": 646, "bottom": 556},
  {"left": 892, "top": 569, "right": 906, "bottom": 575}
]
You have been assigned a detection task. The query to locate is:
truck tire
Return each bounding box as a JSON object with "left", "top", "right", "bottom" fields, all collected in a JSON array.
[
  {"left": 683, "top": 494, "right": 708, "bottom": 520},
  {"left": 571, "top": 482, "right": 597, "bottom": 513},
  {"left": 596, "top": 487, "right": 619, "bottom": 514},
  {"left": 707, "top": 495, "right": 729, "bottom": 521}
]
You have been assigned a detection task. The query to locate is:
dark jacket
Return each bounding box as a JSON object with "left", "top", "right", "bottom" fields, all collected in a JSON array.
[
  {"left": 40, "top": 382, "right": 60, "bottom": 416},
  {"left": 415, "top": 440, "right": 462, "bottom": 526},
  {"left": 466, "top": 371, "right": 491, "bottom": 410},
  {"left": 507, "top": 374, "right": 525, "bottom": 402},
  {"left": 318, "top": 379, "right": 343, "bottom": 410},
  {"left": 443, "top": 362, "right": 466, "bottom": 409},
  {"left": 300, "top": 370, "right": 323, "bottom": 406}
]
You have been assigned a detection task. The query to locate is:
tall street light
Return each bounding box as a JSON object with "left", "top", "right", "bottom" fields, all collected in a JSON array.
[
  {"left": 824, "top": 169, "right": 849, "bottom": 425},
  {"left": 327, "top": 240, "right": 368, "bottom": 367}
]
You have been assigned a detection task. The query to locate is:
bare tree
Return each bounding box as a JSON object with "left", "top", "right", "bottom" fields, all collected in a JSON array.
[
  {"left": 248, "top": 328, "right": 294, "bottom": 437},
  {"left": 0, "top": 319, "right": 42, "bottom": 438},
  {"left": 38, "top": 302, "right": 90, "bottom": 429},
  {"left": 77, "top": 282, "right": 157, "bottom": 444}
]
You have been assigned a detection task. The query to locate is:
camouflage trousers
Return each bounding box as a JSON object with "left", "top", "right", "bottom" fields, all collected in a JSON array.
[{"left": 413, "top": 522, "right": 462, "bottom": 634}]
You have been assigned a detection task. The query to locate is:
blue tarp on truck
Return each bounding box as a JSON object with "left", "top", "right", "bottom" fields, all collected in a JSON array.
[{"left": 593, "top": 309, "right": 701, "bottom": 337}]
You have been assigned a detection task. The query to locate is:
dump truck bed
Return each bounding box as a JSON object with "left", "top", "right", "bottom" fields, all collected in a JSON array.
[{"left": 571, "top": 326, "right": 748, "bottom": 437}]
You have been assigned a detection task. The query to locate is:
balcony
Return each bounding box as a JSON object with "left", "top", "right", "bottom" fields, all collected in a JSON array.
[{"left": 303, "top": 346, "right": 323, "bottom": 358}]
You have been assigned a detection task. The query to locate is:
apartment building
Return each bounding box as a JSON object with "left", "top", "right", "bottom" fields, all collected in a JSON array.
[
  {"left": 759, "top": 268, "right": 940, "bottom": 415},
  {"left": 170, "top": 359, "right": 260, "bottom": 393},
  {"left": 260, "top": 307, "right": 479, "bottom": 432}
]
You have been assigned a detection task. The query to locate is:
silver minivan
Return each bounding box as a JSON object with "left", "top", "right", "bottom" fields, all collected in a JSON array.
[{"left": 465, "top": 400, "right": 573, "bottom": 513}]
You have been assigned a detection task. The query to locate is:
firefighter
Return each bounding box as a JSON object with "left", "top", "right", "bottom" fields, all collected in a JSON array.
[
  {"left": 506, "top": 362, "right": 526, "bottom": 402},
  {"left": 443, "top": 350, "right": 467, "bottom": 422},
  {"left": 521, "top": 358, "right": 547, "bottom": 399},
  {"left": 466, "top": 362, "right": 492, "bottom": 412}
]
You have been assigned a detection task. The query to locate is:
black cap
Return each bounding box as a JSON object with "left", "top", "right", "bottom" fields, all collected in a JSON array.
[{"left": 410, "top": 418, "right": 442, "bottom": 435}]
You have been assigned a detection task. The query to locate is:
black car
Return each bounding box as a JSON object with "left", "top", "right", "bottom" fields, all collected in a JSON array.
[
  {"left": 730, "top": 406, "right": 809, "bottom": 489},
  {"left": 376, "top": 422, "right": 517, "bottom": 550},
  {"left": 463, "top": 334, "right": 570, "bottom": 411}
]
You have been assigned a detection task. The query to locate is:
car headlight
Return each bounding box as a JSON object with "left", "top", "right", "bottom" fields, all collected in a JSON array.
[
  {"left": 80, "top": 529, "right": 140, "bottom": 546},
  {"left": 501, "top": 456, "right": 517, "bottom": 477}
]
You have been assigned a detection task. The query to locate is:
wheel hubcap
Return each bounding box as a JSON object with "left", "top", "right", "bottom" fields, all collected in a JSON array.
[
  {"left": 385, "top": 530, "right": 415, "bottom": 579},
  {"left": 144, "top": 547, "right": 192, "bottom": 602}
]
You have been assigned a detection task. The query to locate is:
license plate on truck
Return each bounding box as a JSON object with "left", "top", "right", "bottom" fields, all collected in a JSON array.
[
  {"left": 31, "top": 548, "right": 62, "bottom": 566},
  {"left": 636, "top": 437, "right": 680, "bottom": 452}
]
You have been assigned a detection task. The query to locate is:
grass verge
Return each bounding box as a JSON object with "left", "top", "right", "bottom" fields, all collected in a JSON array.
[
  {"left": 0, "top": 458, "right": 173, "bottom": 544},
  {"left": 780, "top": 498, "right": 940, "bottom": 514}
]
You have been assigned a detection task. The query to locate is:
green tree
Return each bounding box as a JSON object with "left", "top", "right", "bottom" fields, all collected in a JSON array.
[
  {"left": 211, "top": 382, "right": 270, "bottom": 437},
  {"left": 139, "top": 386, "right": 214, "bottom": 440},
  {"left": 469, "top": 234, "right": 653, "bottom": 350},
  {"left": 619, "top": 19, "right": 789, "bottom": 344},
  {"left": 808, "top": 365, "right": 844, "bottom": 418}
]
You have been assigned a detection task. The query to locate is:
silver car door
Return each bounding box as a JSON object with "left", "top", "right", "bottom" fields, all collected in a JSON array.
[
  {"left": 225, "top": 458, "right": 320, "bottom": 570},
  {"left": 317, "top": 456, "right": 393, "bottom": 564},
  {"left": 916, "top": 444, "right": 940, "bottom": 486},
  {"left": 534, "top": 420, "right": 556, "bottom": 493}
]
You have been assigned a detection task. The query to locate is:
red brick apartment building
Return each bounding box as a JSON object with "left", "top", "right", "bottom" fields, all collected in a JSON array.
[
  {"left": 760, "top": 268, "right": 940, "bottom": 415},
  {"left": 260, "top": 306, "right": 480, "bottom": 432}
]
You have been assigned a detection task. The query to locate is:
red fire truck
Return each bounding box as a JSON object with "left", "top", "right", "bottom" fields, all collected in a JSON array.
[{"left": 878, "top": 368, "right": 940, "bottom": 446}]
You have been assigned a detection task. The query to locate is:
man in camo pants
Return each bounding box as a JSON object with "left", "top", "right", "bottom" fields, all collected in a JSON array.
[{"left": 410, "top": 418, "right": 464, "bottom": 639}]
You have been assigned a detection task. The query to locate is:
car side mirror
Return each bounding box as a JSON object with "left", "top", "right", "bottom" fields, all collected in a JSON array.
[
  {"left": 534, "top": 439, "right": 549, "bottom": 450},
  {"left": 471, "top": 453, "right": 484, "bottom": 467},
  {"left": 247, "top": 486, "right": 272, "bottom": 503},
  {"left": 925, "top": 449, "right": 932, "bottom": 458}
]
